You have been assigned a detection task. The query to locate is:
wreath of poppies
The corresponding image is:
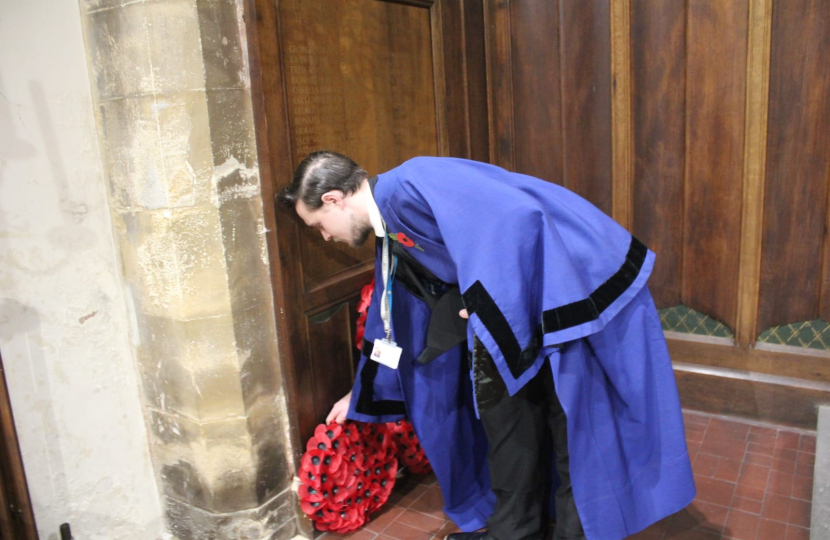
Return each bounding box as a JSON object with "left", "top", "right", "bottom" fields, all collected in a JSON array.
[
  {"left": 299, "top": 419, "right": 432, "bottom": 532},
  {"left": 298, "top": 278, "right": 433, "bottom": 532}
]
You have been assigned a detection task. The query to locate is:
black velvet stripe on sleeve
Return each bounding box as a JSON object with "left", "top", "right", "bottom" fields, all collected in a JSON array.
[
  {"left": 462, "top": 236, "right": 648, "bottom": 380},
  {"left": 355, "top": 340, "right": 407, "bottom": 417}
]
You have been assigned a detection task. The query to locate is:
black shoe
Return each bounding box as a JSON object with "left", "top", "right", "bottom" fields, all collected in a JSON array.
[{"left": 445, "top": 533, "right": 492, "bottom": 540}]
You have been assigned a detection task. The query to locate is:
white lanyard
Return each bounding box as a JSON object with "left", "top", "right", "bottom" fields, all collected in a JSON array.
[{"left": 379, "top": 222, "right": 395, "bottom": 341}]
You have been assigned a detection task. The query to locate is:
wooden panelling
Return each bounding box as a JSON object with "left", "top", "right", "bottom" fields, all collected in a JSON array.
[
  {"left": 248, "top": 0, "right": 483, "bottom": 449},
  {"left": 438, "top": 0, "right": 489, "bottom": 161},
  {"left": 610, "top": 0, "right": 633, "bottom": 231},
  {"left": 303, "top": 302, "right": 359, "bottom": 429},
  {"left": 735, "top": 0, "right": 773, "bottom": 347},
  {"left": 757, "top": 0, "right": 830, "bottom": 332},
  {"left": 667, "top": 336, "right": 830, "bottom": 383},
  {"left": 484, "top": 0, "right": 516, "bottom": 171},
  {"left": 278, "top": 0, "right": 437, "bottom": 290},
  {"left": 509, "top": 1, "right": 562, "bottom": 183},
  {"left": 461, "top": 1, "right": 489, "bottom": 164},
  {"left": 683, "top": 0, "right": 748, "bottom": 331},
  {"left": 674, "top": 362, "right": 830, "bottom": 430},
  {"left": 630, "top": 0, "right": 686, "bottom": 309},
  {"left": 559, "top": 0, "right": 612, "bottom": 211}
]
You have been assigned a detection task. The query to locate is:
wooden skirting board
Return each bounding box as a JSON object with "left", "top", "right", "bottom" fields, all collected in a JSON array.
[{"left": 668, "top": 335, "right": 830, "bottom": 430}]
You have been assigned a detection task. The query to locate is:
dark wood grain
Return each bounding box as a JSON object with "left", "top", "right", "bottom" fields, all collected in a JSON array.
[
  {"left": 757, "top": 0, "right": 830, "bottom": 332},
  {"left": 440, "top": 0, "right": 489, "bottom": 161},
  {"left": 682, "top": 0, "right": 748, "bottom": 331},
  {"left": 461, "top": 1, "right": 490, "bottom": 164},
  {"left": 248, "top": 0, "right": 472, "bottom": 453},
  {"left": 0, "top": 352, "right": 38, "bottom": 540},
  {"left": 509, "top": 0, "right": 562, "bottom": 184},
  {"left": 484, "top": 0, "right": 516, "bottom": 171},
  {"left": 559, "top": 0, "right": 613, "bottom": 212},
  {"left": 305, "top": 302, "right": 359, "bottom": 430},
  {"left": 630, "top": 0, "right": 686, "bottom": 309}
]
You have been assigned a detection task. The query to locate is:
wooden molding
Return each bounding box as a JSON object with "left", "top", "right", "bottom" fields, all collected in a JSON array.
[
  {"left": 735, "top": 0, "right": 773, "bottom": 347},
  {"left": 610, "top": 0, "right": 634, "bottom": 231},
  {"left": 674, "top": 361, "right": 829, "bottom": 430}
]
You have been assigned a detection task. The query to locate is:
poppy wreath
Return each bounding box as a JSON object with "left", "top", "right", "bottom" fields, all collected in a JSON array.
[
  {"left": 298, "top": 419, "right": 431, "bottom": 532},
  {"left": 355, "top": 278, "right": 374, "bottom": 351}
]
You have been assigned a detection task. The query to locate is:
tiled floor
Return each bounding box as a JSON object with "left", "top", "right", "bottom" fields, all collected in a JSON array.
[{"left": 319, "top": 411, "right": 816, "bottom": 540}]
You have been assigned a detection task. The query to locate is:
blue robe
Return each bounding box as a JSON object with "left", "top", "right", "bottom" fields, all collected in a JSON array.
[{"left": 347, "top": 157, "right": 695, "bottom": 539}]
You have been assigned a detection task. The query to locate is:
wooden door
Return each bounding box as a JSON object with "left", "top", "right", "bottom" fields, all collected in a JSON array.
[
  {"left": 0, "top": 350, "right": 38, "bottom": 540},
  {"left": 246, "top": 0, "right": 488, "bottom": 451},
  {"left": 483, "top": 0, "right": 830, "bottom": 428}
]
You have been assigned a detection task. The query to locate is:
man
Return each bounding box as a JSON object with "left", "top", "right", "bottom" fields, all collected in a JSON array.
[{"left": 278, "top": 152, "right": 695, "bottom": 540}]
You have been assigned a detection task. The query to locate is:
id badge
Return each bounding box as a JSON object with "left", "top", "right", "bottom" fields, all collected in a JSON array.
[{"left": 371, "top": 338, "right": 402, "bottom": 369}]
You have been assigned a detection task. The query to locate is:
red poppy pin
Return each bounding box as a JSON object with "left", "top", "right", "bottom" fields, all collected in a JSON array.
[{"left": 388, "top": 231, "right": 424, "bottom": 251}]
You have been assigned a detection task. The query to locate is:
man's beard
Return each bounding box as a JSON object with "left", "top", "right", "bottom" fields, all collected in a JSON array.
[{"left": 349, "top": 216, "right": 373, "bottom": 247}]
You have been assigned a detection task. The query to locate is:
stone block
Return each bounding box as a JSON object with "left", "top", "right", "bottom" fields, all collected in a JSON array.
[
  {"left": 136, "top": 311, "right": 248, "bottom": 420},
  {"left": 116, "top": 206, "right": 233, "bottom": 320},
  {"left": 234, "top": 302, "right": 282, "bottom": 410},
  {"left": 100, "top": 92, "right": 214, "bottom": 210},
  {"left": 150, "top": 412, "right": 261, "bottom": 512},
  {"left": 146, "top": 0, "right": 206, "bottom": 93},
  {"left": 85, "top": 3, "right": 154, "bottom": 100},
  {"left": 164, "top": 488, "right": 297, "bottom": 540},
  {"left": 206, "top": 89, "right": 257, "bottom": 168},
  {"left": 197, "top": 0, "right": 246, "bottom": 90},
  {"left": 246, "top": 397, "right": 293, "bottom": 503},
  {"left": 219, "top": 198, "right": 274, "bottom": 311},
  {"left": 80, "top": 0, "right": 141, "bottom": 14}
]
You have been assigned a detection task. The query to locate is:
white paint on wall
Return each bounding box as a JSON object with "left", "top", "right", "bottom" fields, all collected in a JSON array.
[{"left": 0, "top": 0, "right": 166, "bottom": 538}]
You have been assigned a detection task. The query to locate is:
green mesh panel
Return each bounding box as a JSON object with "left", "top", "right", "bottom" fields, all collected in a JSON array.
[
  {"left": 757, "top": 319, "right": 830, "bottom": 350},
  {"left": 658, "top": 304, "right": 734, "bottom": 338}
]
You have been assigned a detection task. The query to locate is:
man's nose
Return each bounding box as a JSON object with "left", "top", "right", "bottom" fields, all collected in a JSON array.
[{"left": 321, "top": 231, "right": 331, "bottom": 241}]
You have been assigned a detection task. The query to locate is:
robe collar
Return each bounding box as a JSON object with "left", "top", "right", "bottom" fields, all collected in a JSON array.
[{"left": 366, "top": 176, "right": 384, "bottom": 238}]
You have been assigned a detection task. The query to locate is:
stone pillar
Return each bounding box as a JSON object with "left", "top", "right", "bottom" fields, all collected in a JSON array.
[{"left": 78, "top": 0, "right": 298, "bottom": 538}]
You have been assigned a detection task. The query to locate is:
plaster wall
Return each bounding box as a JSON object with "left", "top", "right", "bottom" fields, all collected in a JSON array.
[{"left": 0, "top": 0, "right": 167, "bottom": 538}]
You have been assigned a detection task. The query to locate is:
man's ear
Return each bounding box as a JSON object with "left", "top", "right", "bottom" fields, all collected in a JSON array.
[{"left": 320, "top": 190, "right": 344, "bottom": 207}]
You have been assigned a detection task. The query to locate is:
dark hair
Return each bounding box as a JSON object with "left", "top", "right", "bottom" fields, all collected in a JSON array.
[{"left": 277, "top": 151, "right": 367, "bottom": 210}]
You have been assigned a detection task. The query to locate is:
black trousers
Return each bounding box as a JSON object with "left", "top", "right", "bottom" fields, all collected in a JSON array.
[{"left": 472, "top": 338, "right": 586, "bottom": 540}]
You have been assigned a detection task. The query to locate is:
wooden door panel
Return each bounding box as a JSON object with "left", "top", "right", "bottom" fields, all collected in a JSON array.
[
  {"left": 509, "top": 1, "right": 563, "bottom": 184},
  {"left": 683, "top": 0, "right": 748, "bottom": 331},
  {"left": 485, "top": 0, "right": 612, "bottom": 210},
  {"left": 279, "top": 0, "right": 438, "bottom": 292},
  {"left": 251, "top": 0, "right": 487, "bottom": 447},
  {"left": 758, "top": 0, "right": 830, "bottom": 332},
  {"left": 304, "top": 302, "right": 359, "bottom": 427},
  {"left": 630, "top": 0, "right": 686, "bottom": 309},
  {"left": 559, "top": 0, "right": 613, "bottom": 212}
]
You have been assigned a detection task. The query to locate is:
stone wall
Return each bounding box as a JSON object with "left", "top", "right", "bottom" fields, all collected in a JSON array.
[{"left": 79, "top": 0, "right": 299, "bottom": 537}]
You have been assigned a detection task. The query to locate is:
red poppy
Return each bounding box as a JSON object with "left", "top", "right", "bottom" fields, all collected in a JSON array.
[
  {"left": 355, "top": 279, "right": 374, "bottom": 350},
  {"left": 396, "top": 232, "right": 415, "bottom": 247}
]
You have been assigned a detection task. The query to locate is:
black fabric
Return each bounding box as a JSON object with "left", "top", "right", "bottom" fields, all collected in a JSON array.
[
  {"left": 477, "top": 356, "right": 585, "bottom": 540},
  {"left": 417, "top": 288, "right": 468, "bottom": 365},
  {"left": 462, "top": 236, "right": 648, "bottom": 380},
  {"left": 354, "top": 342, "right": 406, "bottom": 417},
  {"left": 472, "top": 337, "right": 506, "bottom": 411}
]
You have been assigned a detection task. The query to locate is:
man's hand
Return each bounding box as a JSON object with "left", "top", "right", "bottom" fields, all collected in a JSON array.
[
  {"left": 326, "top": 391, "right": 352, "bottom": 424},
  {"left": 459, "top": 309, "right": 469, "bottom": 319}
]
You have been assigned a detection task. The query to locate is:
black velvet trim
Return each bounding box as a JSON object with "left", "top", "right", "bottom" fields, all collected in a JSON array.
[
  {"left": 462, "top": 236, "right": 648, "bottom": 380},
  {"left": 355, "top": 340, "right": 407, "bottom": 417}
]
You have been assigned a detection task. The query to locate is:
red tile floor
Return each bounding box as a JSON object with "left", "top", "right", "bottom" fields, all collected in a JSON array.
[{"left": 319, "top": 411, "right": 816, "bottom": 540}]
